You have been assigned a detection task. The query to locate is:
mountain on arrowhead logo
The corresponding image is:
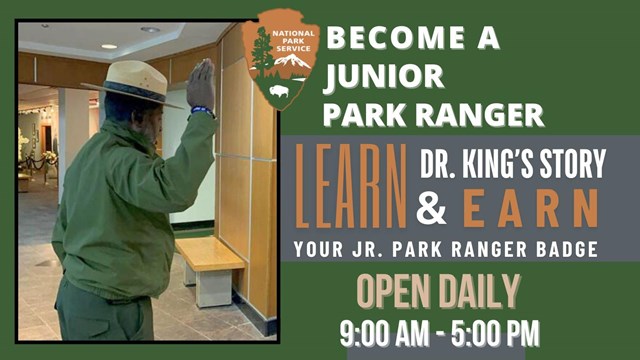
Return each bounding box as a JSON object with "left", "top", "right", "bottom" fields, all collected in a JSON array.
[
  {"left": 274, "top": 53, "right": 311, "bottom": 67},
  {"left": 242, "top": 9, "right": 319, "bottom": 111}
]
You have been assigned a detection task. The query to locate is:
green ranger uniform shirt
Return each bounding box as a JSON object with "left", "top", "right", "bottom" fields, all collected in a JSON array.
[{"left": 51, "top": 112, "right": 217, "bottom": 300}]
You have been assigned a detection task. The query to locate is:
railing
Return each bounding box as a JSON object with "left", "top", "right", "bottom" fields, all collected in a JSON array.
[{"left": 17, "top": 155, "right": 59, "bottom": 185}]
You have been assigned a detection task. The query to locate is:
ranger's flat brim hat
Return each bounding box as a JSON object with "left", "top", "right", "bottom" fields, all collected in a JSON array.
[{"left": 82, "top": 60, "right": 183, "bottom": 109}]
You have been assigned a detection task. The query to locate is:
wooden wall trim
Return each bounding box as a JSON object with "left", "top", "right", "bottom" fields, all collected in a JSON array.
[
  {"left": 18, "top": 52, "right": 109, "bottom": 89},
  {"left": 218, "top": 23, "right": 240, "bottom": 46},
  {"left": 145, "top": 23, "right": 237, "bottom": 64},
  {"left": 19, "top": 23, "right": 236, "bottom": 88},
  {"left": 145, "top": 41, "right": 218, "bottom": 63},
  {"left": 18, "top": 52, "right": 36, "bottom": 84},
  {"left": 171, "top": 46, "right": 217, "bottom": 84},
  {"left": 146, "top": 42, "right": 217, "bottom": 63}
]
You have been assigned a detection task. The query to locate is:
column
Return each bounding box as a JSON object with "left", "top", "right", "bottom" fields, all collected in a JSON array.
[{"left": 57, "top": 88, "right": 90, "bottom": 203}]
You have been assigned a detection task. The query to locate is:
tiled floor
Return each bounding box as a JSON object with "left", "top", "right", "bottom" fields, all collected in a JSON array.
[{"left": 18, "top": 172, "right": 275, "bottom": 341}]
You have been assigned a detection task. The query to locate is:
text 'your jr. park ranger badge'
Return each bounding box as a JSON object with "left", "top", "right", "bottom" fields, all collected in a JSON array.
[{"left": 243, "top": 9, "right": 319, "bottom": 111}]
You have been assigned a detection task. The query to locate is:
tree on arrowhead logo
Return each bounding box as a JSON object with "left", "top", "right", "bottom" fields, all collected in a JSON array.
[{"left": 242, "top": 9, "right": 319, "bottom": 111}]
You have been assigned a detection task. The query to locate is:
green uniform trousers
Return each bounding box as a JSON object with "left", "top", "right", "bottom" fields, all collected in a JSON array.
[{"left": 55, "top": 277, "right": 154, "bottom": 341}]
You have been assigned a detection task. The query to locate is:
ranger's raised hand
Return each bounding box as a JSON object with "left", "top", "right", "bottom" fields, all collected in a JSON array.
[{"left": 187, "top": 58, "right": 215, "bottom": 111}]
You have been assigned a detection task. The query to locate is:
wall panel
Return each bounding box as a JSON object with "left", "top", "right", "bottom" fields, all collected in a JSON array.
[
  {"left": 36, "top": 54, "right": 108, "bottom": 89},
  {"left": 219, "top": 157, "right": 250, "bottom": 258},
  {"left": 249, "top": 161, "right": 275, "bottom": 315},
  {"left": 18, "top": 52, "right": 35, "bottom": 84},
  {"left": 171, "top": 46, "right": 216, "bottom": 84},
  {"left": 252, "top": 84, "right": 277, "bottom": 159},
  {"left": 267, "top": 161, "right": 278, "bottom": 318},
  {"left": 216, "top": 22, "right": 278, "bottom": 322},
  {"left": 147, "top": 58, "right": 170, "bottom": 82},
  {"left": 220, "top": 60, "right": 252, "bottom": 157},
  {"left": 222, "top": 24, "right": 245, "bottom": 68}
]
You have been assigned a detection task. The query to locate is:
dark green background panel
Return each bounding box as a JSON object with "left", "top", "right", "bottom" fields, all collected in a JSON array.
[{"left": 4, "top": 1, "right": 639, "bottom": 359}]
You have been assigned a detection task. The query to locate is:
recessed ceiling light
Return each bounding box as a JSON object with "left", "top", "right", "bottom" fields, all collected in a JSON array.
[
  {"left": 141, "top": 26, "right": 161, "bottom": 33},
  {"left": 41, "top": 24, "right": 49, "bottom": 28},
  {"left": 101, "top": 44, "right": 118, "bottom": 49}
]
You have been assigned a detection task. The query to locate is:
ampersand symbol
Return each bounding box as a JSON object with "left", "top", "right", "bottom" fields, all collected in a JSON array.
[{"left": 416, "top": 191, "right": 447, "bottom": 225}]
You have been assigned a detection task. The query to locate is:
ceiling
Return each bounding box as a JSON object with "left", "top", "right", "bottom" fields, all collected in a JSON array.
[
  {"left": 18, "top": 22, "right": 231, "bottom": 63},
  {"left": 18, "top": 84, "right": 98, "bottom": 111}
]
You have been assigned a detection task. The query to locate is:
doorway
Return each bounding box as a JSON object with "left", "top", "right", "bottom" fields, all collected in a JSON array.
[{"left": 40, "top": 124, "right": 52, "bottom": 154}]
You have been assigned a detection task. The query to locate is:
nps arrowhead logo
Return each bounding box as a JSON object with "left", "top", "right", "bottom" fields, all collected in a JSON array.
[{"left": 242, "top": 9, "right": 320, "bottom": 111}]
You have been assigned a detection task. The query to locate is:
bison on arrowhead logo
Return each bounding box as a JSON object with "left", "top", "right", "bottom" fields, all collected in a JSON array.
[{"left": 242, "top": 9, "right": 319, "bottom": 111}]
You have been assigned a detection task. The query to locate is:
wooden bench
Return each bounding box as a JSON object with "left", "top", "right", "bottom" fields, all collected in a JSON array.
[
  {"left": 18, "top": 173, "right": 31, "bottom": 193},
  {"left": 175, "top": 236, "right": 245, "bottom": 308}
]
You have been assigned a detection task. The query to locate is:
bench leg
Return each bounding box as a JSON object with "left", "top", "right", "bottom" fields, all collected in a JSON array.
[
  {"left": 183, "top": 260, "right": 196, "bottom": 286},
  {"left": 196, "top": 270, "right": 232, "bottom": 308}
]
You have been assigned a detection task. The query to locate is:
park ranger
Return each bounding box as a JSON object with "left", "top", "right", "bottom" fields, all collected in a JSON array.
[{"left": 51, "top": 58, "right": 216, "bottom": 340}]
